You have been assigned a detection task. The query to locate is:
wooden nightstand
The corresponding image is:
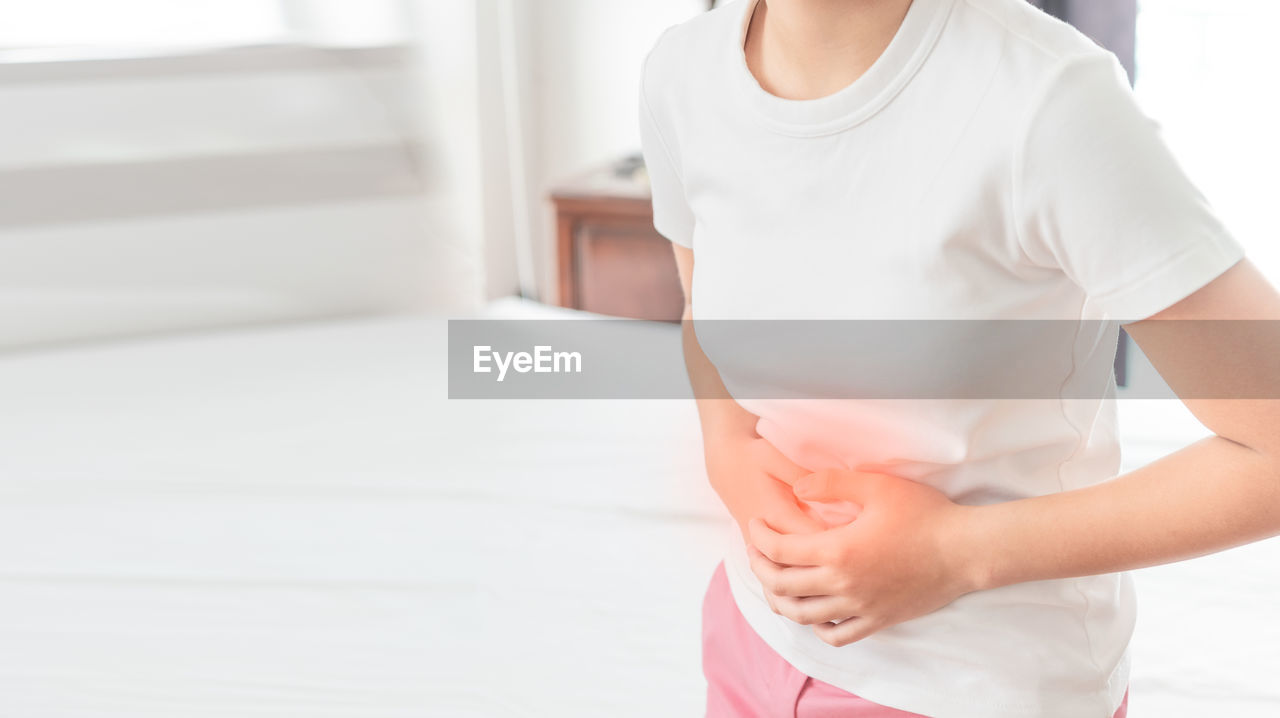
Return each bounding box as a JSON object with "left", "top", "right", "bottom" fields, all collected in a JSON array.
[{"left": 550, "top": 158, "right": 684, "bottom": 322}]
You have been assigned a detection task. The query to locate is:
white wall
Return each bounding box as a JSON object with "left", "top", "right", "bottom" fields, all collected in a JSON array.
[
  {"left": 1134, "top": 0, "right": 1280, "bottom": 285},
  {"left": 456, "top": 0, "right": 706, "bottom": 302},
  {"left": 525, "top": 0, "right": 706, "bottom": 302}
]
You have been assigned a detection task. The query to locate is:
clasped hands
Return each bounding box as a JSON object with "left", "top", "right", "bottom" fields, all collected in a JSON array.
[{"left": 711, "top": 436, "right": 982, "bottom": 648}]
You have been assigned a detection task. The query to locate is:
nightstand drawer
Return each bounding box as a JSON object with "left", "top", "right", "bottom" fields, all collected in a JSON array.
[
  {"left": 574, "top": 219, "right": 683, "bottom": 321},
  {"left": 552, "top": 159, "right": 684, "bottom": 322}
]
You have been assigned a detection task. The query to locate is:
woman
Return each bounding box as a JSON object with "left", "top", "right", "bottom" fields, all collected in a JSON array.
[{"left": 638, "top": 0, "right": 1280, "bottom": 716}]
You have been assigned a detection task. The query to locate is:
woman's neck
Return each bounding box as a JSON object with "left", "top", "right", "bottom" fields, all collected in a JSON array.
[{"left": 745, "top": 0, "right": 915, "bottom": 100}]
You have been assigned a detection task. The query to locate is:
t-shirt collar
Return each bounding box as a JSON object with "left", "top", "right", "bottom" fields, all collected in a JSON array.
[{"left": 730, "top": 0, "right": 956, "bottom": 137}]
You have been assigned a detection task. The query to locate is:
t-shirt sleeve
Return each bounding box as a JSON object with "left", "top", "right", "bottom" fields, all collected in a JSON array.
[
  {"left": 1014, "top": 53, "right": 1244, "bottom": 322},
  {"left": 638, "top": 49, "right": 696, "bottom": 249}
]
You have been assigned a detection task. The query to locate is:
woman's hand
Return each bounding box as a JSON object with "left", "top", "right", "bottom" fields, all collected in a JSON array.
[
  {"left": 706, "top": 432, "right": 827, "bottom": 541},
  {"left": 746, "top": 469, "right": 980, "bottom": 647}
]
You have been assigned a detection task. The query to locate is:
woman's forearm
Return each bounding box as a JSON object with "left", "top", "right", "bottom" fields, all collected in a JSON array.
[
  {"left": 959, "top": 435, "right": 1280, "bottom": 592},
  {"left": 680, "top": 304, "right": 759, "bottom": 440},
  {"left": 670, "top": 245, "right": 759, "bottom": 441},
  {"left": 678, "top": 303, "right": 826, "bottom": 536}
]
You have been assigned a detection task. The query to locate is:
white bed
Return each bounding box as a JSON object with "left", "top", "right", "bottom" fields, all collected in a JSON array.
[{"left": 0, "top": 300, "right": 1277, "bottom": 717}]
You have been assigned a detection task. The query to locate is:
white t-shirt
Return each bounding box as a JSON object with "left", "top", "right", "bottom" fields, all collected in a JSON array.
[{"left": 639, "top": 0, "right": 1244, "bottom": 716}]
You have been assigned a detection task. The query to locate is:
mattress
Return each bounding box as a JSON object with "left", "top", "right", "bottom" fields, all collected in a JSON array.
[{"left": 0, "top": 299, "right": 1276, "bottom": 716}]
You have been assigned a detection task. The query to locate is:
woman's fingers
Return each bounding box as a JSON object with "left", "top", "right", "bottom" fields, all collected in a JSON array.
[
  {"left": 814, "top": 617, "right": 881, "bottom": 647},
  {"left": 766, "top": 499, "right": 828, "bottom": 534},
  {"left": 772, "top": 595, "right": 858, "bottom": 626},
  {"left": 748, "top": 518, "right": 826, "bottom": 566},
  {"left": 794, "top": 469, "right": 881, "bottom": 502},
  {"left": 746, "top": 545, "right": 836, "bottom": 597}
]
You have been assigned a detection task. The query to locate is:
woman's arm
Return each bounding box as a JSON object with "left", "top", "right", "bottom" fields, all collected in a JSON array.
[
  {"left": 747, "top": 260, "right": 1280, "bottom": 646},
  {"left": 671, "top": 244, "right": 825, "bottom": 538},
  {"left": 960, "top": 259, "right": 1280, "bottom": 588},
  {"left": 672, "top": 244, "right": 758, "bottom": 438}
]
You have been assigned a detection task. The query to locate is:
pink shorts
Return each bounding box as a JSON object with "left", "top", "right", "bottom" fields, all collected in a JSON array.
[{"left": 702, "top": 562, "right": 1129, "bottom": 718}]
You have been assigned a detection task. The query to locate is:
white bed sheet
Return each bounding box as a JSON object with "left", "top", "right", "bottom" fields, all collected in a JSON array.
[
  {"left": 0, "top": 300, "right": 722, "bottom": 717},
  {"left": 0, "top": 300, "right": 1277, "bottom": 717}
]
